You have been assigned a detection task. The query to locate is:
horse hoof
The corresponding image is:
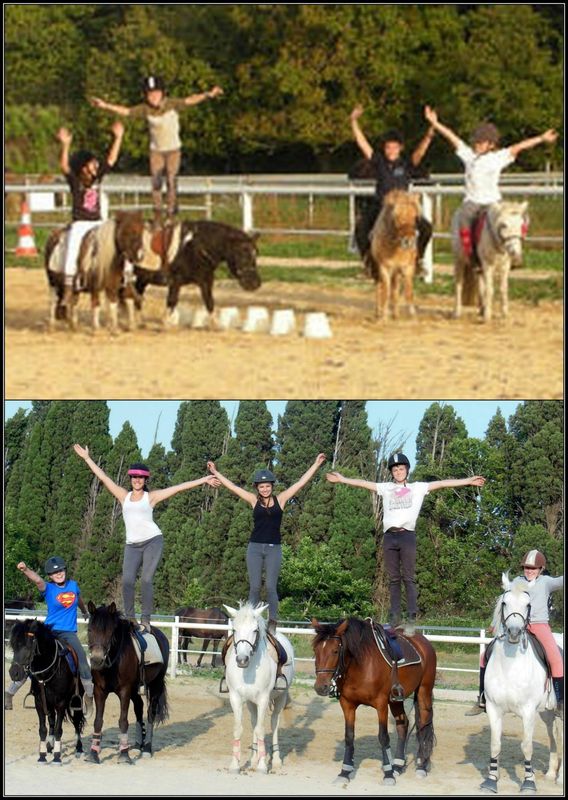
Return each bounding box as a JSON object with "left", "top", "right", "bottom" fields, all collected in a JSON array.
[
  {"left": 382, "top": 776, "right": 396, "bottom": 786},
  {"left": 332, "top": 776, "right": 351, "bottom": 787},
  {"left": 142, "top": 749, "right": 153, "bottom": 759},
  {"left": 415, "top": 768, "right": 428, "bottom": 779},
  {"left": 520, "top": 781, "right": 537, "bottom": 794},
  {"left": 480, "top": 778, "right": 498, "bottom": 793},
  {"left": 84, "top": 750, "right": 100, "bottom": 764},
  {"left": 37, "top": 755, "right": 48, "bottom": 763}
]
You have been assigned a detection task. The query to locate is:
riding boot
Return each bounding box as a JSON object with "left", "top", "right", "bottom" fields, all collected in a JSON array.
[
  {"left": 388, "top": 612, "right": 402, "bottom": 629},
  {"left": 465, "top": 666, "right": 486, "bottom": 715},
  {"left": 140, "top": 616, "right": 151, "bottom": 633},
  {"left": 405, "top": 613, "right": 417, "bottom": 636},
  {"left": 552, "top": 677, "right": 563, "bottom": 716},
  {"left": 268, "top": 619, "right": 277, "bottom": 635}
]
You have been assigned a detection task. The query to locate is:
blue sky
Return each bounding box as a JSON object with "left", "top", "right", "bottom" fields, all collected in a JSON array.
[{"left": 4, "top": 400, "right": 521, "bottom": 466}]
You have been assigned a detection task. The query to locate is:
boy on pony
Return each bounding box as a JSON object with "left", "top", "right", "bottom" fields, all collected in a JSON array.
[
  {"left": 350, "top": 104, "right": 435, "bottom": 276},
  {"left": 423, "top": 105, "right": 557, "bottom": 270},
  {"left": 466, "top": 549, "right": 563, "bottom": 716},
  {"left": 6, "top": 557, "right": 94, "bottom": 716}
]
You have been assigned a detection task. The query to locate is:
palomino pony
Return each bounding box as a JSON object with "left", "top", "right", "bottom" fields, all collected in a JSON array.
[
  {"left": 312, "top": 617, "right": 436, "bottom": 785},
  {"left": 452, "top": 201, "right": 529, "bottom": 322},
  {"left": 85, "top": 602, "right": 169, "bottom": 764},
  {"left": 132, "top": 219, "right": 261, "bottom": 326},
  {"left": 44, "top": 211, "right": 146, "bottom": 333},
  {"left": 480, "top": 574, "right": 562, "bottom": 793},
  {"left": 223, "top": 603, "right": 295, "bottom": 773},
  {"left": 9, "top": 619, "right": 85, "bottom": 762},
  {"left": 369, "top": 190, "right": 421, "bottom": 320},
  {"left": 174, "top": 606, "right": 228, "bottom": 667}
]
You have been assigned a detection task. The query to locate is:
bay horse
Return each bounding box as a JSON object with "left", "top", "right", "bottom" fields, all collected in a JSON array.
[
  {"left": 223, "top": 602, "right": 295, "bottom": 773},
  {"left": 480, "top": 574, "right": 562, "bottom": 793},
  {"left": 174, "top": 606, "right": 228, "bottom": 667},
  {"left": 132, "top": 219, "right": 261, "bottom": 326},
  {"left": 9, "top": 618, "right": 85, "bottom": 762},
  {"left": 452, "top": 200, "right": 529, "bottom": 322},
  {"left": 369, "top": 190, "right": 421, "bottom": 320},
  {"left": 85, "top": 601, "right": 169, "bottom": 764},
  {"left": 312, "top": 616, "right": 436, "bottom": 786},
  {"left": 44, "top": 211, "right": 146, "bottom": 333}
]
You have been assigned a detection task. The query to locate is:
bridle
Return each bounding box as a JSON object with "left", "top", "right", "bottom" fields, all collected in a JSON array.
[
  {"left": 232, "top": 626, "right": 260, "bottom": 657},
  {"left": 16, "top": 630, "right": 65, "bottom": 683},
  {"left": 315, "top": 634, "right": 346, "bottom": 698},
  {"left": 500, "top": 590, "right": 531, "bottom": 643},
  {"left": 89, "top": 622, "right": 127, "bottom": 669},
  {"left": 486, "top": 210, "right": 527, "bottom": 253}
]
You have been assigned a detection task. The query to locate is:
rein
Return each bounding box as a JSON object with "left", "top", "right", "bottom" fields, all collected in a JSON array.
[
  {"left": 18, "top": 631, "right": 68, "bottom": 717},
  {"left": 486, "top": 210, "right": 525, "bottom": 253},
  {"left": 499, "top": 591, "right": 531, "bottom": 644}
]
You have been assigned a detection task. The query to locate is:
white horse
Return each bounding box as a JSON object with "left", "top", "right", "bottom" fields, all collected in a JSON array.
[
  {"left": 481, "top": 574, "right": 562, "bottom": 794},
  {"left": 452, "top": 201, "right": 529, "bottom": 322},
  {"left": 223, "top": 602, "right": 295, "bottom": 774}
]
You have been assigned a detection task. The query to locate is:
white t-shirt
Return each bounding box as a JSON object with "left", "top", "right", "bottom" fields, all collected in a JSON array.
[
  {"left": 455, "top": 142, "right": 515, "bottom": 204},
  {"left": 375, "top": 481, "right": 430, "bottom": 532},
  {"left": 122, "top": 491, "right": 163, "bottom": 545}
]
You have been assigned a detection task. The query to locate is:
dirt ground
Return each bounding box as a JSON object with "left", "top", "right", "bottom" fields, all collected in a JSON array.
[
  {"left": 5, "top": 267, "right": 563, "bottom": 400},
  {"left": 4, "top": 666, "right": 563, "bottom": 798}
]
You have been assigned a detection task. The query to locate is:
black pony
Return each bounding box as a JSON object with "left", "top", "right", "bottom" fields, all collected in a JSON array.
[
  {"left": 85, "top": 601, "right": 169, "bottom": 764},
  {"left": 9, "top": 618, "right": 85, "bottom": 762},
  {"left": 133, "top": 219, "right": 261, "bottom": 322}
]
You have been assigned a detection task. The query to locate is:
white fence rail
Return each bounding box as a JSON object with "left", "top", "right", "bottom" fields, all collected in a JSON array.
[
  {"left": 5, "top": 174, "right": 563, "bottom": 284},
  {"left": 4, "top": 611, "right": 492, "bottom": 681}
]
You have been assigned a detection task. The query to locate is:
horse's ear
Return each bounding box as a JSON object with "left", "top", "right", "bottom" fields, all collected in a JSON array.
[
  {"left": 501, "top": 571, "right": 512, "bottom": 591},
  {"left": 87, "top": 600, "right": 96, "bottom": 615},
  {"left": 224, "top": 604, "right": 237, "bottom": 618},
  {"left": 254, "top": 603, "right": 269, "bottom": 618},
  {"left": 108, "top": 601, "right": 117, "bottom": 614},
  {"left": 336, "top": 619, "right": 349, "bottom": 636}
]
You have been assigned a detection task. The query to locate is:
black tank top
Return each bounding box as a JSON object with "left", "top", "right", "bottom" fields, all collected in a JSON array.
[{"left": 250, "top": 497, "right": 283, "bottom": 544}]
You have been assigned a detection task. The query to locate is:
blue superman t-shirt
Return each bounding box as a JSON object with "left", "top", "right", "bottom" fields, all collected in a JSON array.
[{"left": 42, "top": 579, "right": 80, "bottom": 632}]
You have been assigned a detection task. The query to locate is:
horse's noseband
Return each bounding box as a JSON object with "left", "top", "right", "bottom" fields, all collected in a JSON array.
[
  {"left": 233, "top": 627, "right": 260, "bottom": 657},
  {"left": 315, "top": 635, "right": 345, "bottom": 698}
]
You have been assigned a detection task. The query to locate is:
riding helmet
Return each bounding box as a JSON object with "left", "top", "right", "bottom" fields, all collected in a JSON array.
[
  {"left": 471, "top": 122, "right": 500, "bottom": 146},
  {"left": 387, "top": 452, "right": 411, "bottom": 471},
  {"left": 69, "top": 150, "right": 97, "bottom": 174},
  {"left": 381, "top": 129, "right": 405, "bottom": 145},
  {"left": 45, "top": 556, "right": 67, "bottom": 575},
  {"left": 128, "top": 463, "right": 151, "bottom": 477},
  {"left": 142, "top": 75, "right": 166, "bottom": 93},
  {"left": 520, "top": 550, "right": 546, "bottom": 570},
  {"left": 252, "top": 468, "right": 276, "bottom": 485}
]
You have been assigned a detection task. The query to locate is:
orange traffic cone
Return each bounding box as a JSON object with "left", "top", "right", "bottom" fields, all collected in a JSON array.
[{"left": 15, "top": 197, "right": 38, "bottom": 256}]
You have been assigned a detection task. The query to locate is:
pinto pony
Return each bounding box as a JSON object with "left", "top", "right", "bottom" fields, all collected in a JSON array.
[
  {"left": 452, "top": 201, "right": 529, "bottom": 322},
  {"left": 369, "top": 190, "right": 421, "bottom": 320},
  {"left": 45, "top": 211, "right": 146, "bottom": 333},
  {"left": 85, "top": 602, "right": 169, "bottom": 764},
  {"left": 133, "top": 219, "right": 261, "bottom": 326},
  {"left": 312, "top": 617, "right": 436, "bottom": 786},
  {"left": 9, "top": 618, "right": 85, "bottom": 762}
]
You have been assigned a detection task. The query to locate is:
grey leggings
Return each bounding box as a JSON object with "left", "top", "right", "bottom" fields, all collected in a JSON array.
[
  {"left": 122, "top": 535, "right": 164, "bottom": 621},
  {"left": 53, "top": 630, "right": 92, "bottom": 687},
  {"left": 246, "top": 542, "right": 282, "bottom": 621},
  {"left": 383, "top": 530, "right": 417, "bottom": 618}
]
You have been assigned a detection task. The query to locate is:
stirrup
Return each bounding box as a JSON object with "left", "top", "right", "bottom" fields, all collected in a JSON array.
[
  {"left": 274, "top": 673, "right": 288, "bottom": 691},
  {"left": 389, "top": 683, "right": 405, "bottom": 703},
  {"left": 69, "top": 693, "right": 83, "bottom": 713}
]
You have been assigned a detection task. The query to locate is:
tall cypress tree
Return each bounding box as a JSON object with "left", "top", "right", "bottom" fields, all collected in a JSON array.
[{"left": 415, "top": 402, "right": 468, "bottom": 470}]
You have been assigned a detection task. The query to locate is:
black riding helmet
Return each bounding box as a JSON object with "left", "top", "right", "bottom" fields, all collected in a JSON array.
[
  {"left": 252, "top": 468, "right": 276, "bottom": 485},
  {"left": 387, "top": 453, "right": 411, "bottom": 471},
  {"left": 45, "top": 556, "right": 67, "bottom": 575},
  {"left": 142, "top": 75, "right": 166, "bottom": 93}
]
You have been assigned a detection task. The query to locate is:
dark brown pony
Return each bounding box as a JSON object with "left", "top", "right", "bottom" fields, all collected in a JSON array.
[
  {"left": 312, "top": 617, "right": 436, "bottom": 786},
  {"left": 174, "top": 606, "right": 228, "bottom": 667},
  {"left": 85, "top": 602, "right": 169, "bottom": 764}
]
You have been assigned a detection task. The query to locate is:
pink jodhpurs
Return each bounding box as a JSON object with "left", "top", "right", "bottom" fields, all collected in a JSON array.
[{"left": 528, "top": 622, "right": 564, "bottom": 678}]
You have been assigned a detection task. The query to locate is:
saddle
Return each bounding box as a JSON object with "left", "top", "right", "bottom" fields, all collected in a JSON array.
[
  {"left": 367, "top": 619, "right": 422, "bottom": 702},
  {"left": 150, "top": 223, "right": 184, "bottom": 269},
  {"left": 130, "top": 626, "right": 164, "bottom": 696},
  {"left": 219, "top": 631, "right": 289, "bottom": 694},
  {"left": 486, "top": 632, "right": 552, "bottom": 679}
]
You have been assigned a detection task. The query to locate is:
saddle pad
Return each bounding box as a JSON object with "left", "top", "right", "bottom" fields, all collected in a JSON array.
[
  {"left": 369, "top": 621, "right": 422, "bottom": 668},
  {"left": 131, "top": 632, "right": 164, "bottom": 666},
  {"left": 222, "top": 634, "right": 289, "bottom": 667}
]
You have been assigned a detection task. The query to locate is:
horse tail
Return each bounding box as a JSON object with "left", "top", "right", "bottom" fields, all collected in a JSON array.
[
  {"left": 462, "top": 261, "right": 478, "bottom": 307},
  {"left": 413, "top": 691, "right": 436, "bottom": 764},
  {"left": 153, "top": 678, "right": 169, "bottom": 725}
]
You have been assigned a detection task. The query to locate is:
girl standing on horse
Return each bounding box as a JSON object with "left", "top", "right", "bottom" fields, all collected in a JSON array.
[
  {"left": 423, "top": 106, "right": 558, "bottom": 269},
  {"left": 91, "top": 75, "right": 223, "bottom": 227},
  {"left": 207, "top": 454, "right": 327, "bottom": 632},
  {"left": 350, "top": 104, "right": 435, "bottom": 275},
  {"left": 466, "top": 549, "right": 563, "bottom": 716},
  {"left": 57, "top": 121, "right": 124, "bottom": 309},
  {"left": 327, "top": 453, "right": 486, "bottom": 632},
  {"left": 73, "top": 445, "right": 219, "bottom": 631},
  {"left": 6, "top": 557, "right": 94, "bottom": 716}
]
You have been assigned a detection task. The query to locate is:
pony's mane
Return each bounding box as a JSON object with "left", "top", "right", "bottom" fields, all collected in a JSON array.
[
  {"left": 232, "top": 601, "right": 267, "bottom": 634},
  {"left": 312, "top": 617, "right": 375, "bottom": 662},
  {"left": 89, "top": 604, "right": 132, "bottom": 637}
]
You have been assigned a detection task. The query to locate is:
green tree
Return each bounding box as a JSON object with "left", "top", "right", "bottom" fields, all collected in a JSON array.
[{"left": 415, "top": 402, "right": 468, "bottom": 469}]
